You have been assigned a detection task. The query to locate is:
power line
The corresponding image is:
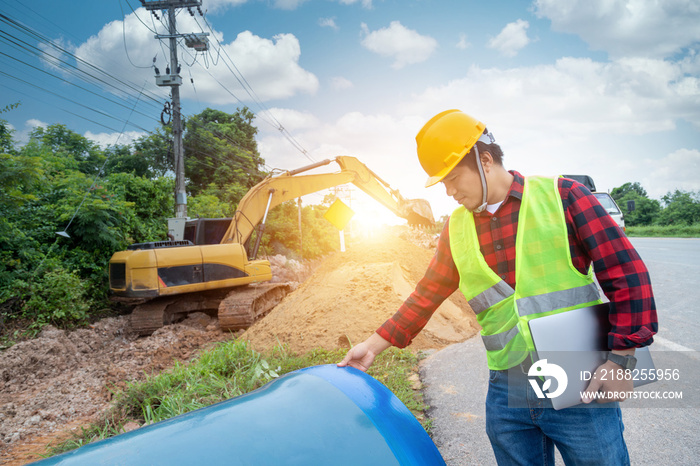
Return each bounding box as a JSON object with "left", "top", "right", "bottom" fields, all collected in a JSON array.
[
  {"left": 123, "top": 0, "right": 158, "bottom": 34},
  {"left": 119, "top": 0, "right": 153, "bottom": 70},
  {"left": 0, "top": 9, "right": 169, "bottom": 140},
  {"left": 0, "top": 50, "right": 158, "bottom": 122},
  {"left": 196, "top": 13, "right": 315, "bottom": 163},
  {"left": 1, "top": 82, "right": 124, "bottom": 135},
  {"left": 0, "top": 69, "right": 153, "bottom": 133},
  {"left": 0, "top": 13, "right": 166, "bottom": 106}
]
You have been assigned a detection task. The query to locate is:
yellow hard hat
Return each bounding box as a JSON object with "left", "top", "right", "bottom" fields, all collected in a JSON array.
[{"left": 416, "top": 109, "right": 486, "bottom": 187}]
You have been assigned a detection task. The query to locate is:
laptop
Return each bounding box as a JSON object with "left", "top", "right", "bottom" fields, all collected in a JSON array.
[{"left": 527, "top": 303, "right": 655, "bottom": 410}]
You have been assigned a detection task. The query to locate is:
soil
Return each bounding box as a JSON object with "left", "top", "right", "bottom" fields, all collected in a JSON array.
[
  {"left": 0, "top": 225, "right": 478, "bottom": 465},
  {"left": 242, "top": 227, "right": 479, "bottom": 354},
  {"left": 0, "top": 317, "right": 235, "bottom": 465}
]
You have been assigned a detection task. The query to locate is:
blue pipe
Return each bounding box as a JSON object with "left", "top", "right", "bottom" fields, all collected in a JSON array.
[{"left": 34, "top": 365, "right": 445, "bottom": 465}]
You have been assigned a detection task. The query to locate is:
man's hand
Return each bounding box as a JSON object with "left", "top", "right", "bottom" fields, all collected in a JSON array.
[
  {"left": 337, "top": 333, "right": 391, "bottom": 372},
  {"left": 581, "top": 349, "right": 635, "bottom": 404}
]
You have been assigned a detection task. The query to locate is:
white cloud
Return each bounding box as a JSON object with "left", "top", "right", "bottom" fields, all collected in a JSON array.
[
  {"left": 456, "top": 33, "right": 471, "bottom": 50},
  {"left": 319, "top": 17, "right": 339, "bottom": 30},
  {"left": 638, "top": 148, "right": 700, "bottom": 198},
  {"left": 257, "top": 110, "right": 428, "bottom": 200},
  {"left": 12, "top": 119, "right": 48, "bottom": 145},
  {"left": 38, "top": 38, "right": 74, "bottom": 73},
  {"left": 397, "top": 57, "right": 699, "bottom": 203},
  {"left": 257, "top": 110, "right": 452, "bottom": 217},
  {"left": 401, "top": 57, "right": 699, "bottom": 137},
  {"left": 26, "top": 119, "right": 48, "bottom": 130},
  {"left": 331, "top": 76, "right": 354, "bottom": 90},
  {"left": 360, "top": 21, "right": 438, "bottom": 69},
  {"left": 338, "top": 0, "right": 373, "bottom": 9},
  {"left": 72, "top": 8, "right": 318, "bottom": 104},
  {"left": 488, "top": 19, "right": 531, "bottom": 57},
  {"left": 272, "top": 0, "right": 311, "bottom": 10},
  {"left": 200, "top": 30, "right": 319, "bottom": 101},
  {"left": 84, "top": 130, "right": 146, "bottom": 148},
  {"left": 205, "top": 0, "right": 250, "bottom": 13},
  {"left": 258, "top": 108, "right": 320, "bottom": 133},
  {"left": 534, "top": 0, "right": 700, "bottom": 59}
]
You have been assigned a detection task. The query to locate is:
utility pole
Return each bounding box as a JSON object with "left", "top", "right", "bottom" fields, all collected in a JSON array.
[{"left": 140, "top": 1, "right": 209, "bottom": 219}]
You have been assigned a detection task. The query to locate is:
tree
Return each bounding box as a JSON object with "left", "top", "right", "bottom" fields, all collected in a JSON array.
[
  {"left": 183, "top": 107, "right": 266, "bottom": 205},
  {"left": 611, "top": 181, "right": 647, "bottom": 199},
  {"left": 103, "top": 172, "right": 175, "bottom": 244},
  {"left": 0, "top": 119, "right": 16, "bottom": 155},
  {"left": 0, "top": 109, "right": 343, "bottom": 331},
  {"left": 656, "top": 190, "right": 700, "bottom": 226},
  {"left": 103, "top": 144, "right": 153, "bottom": 178},
  {"left": 260, "top": 201, "right": 338, "bottom": 259},
  {"left": 611, "top": 182, "right": 660, "bottom": 226},
  {"left": 187, "top": 184, "right": 235, "bottom": 218},
  {"left": 30, "top": 124, "right": 105, "bottom": 176},
  {"left": 0, "top": 104, "right": 20, "bottom": 154},
  {"left": 0, "top": 152, "right": 43, "bottom": 208},
  {"left": 129, "top": 131, "right": 173, "bottom": 178}
]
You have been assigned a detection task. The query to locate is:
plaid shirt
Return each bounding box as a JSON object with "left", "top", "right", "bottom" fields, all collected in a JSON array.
[{"left": 377, "top": 171, "right": 657, "bottom": 351}]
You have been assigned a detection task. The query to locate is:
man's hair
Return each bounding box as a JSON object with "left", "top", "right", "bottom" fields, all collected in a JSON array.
[{"left": 456, "top": 131, "right": 504, "bottom": 170}]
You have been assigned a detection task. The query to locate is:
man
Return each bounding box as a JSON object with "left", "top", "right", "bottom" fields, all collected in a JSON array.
[{"left": 338, "top": 110, "right": 657, "bottom": 465}]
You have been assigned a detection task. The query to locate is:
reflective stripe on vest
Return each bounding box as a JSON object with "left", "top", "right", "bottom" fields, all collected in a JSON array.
[
  {"left": 481, "top": 326, "right": 520, "bottom": 352},
  {"left": 469, "top": 280, "right": 515, "bottom": 314},
  {"left": 449, "top": 175, "right": 603, "bottom": 370},
  {"left": 516, "top": 282, "right": 600, "bottom": 317}
]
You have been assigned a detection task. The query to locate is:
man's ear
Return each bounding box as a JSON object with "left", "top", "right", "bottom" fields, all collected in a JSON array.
[{"left": 480, "top": 150, "right": 493, "bottom": 172}]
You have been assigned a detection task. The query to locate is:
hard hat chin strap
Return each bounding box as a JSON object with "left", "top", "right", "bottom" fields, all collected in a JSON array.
[{"left": 472, "top": 144, "right": 488, "bottom": 213}]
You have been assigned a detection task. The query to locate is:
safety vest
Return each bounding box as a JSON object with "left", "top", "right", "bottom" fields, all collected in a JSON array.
[{"left": 449, "top": 176, "right": 602, "bottom": 370}]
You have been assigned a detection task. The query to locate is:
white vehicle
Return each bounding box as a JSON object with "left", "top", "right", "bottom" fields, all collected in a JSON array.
[
  {"left": 593, "top": 192, "right": 625, "bottom": 231},
  {"left": 562, "top": 175, "right": 625, "bottom": 232}
]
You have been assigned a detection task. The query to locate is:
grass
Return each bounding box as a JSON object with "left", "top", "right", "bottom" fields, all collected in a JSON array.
[
  {"left": 46, "top": 339, "right": 429, "bottom": 458},
  {"left": 626, "top": 224, "right": 700, "bottom": 238}
]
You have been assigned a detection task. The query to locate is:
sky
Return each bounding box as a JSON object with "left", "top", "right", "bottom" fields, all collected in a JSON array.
[{"left": 1, "top": 0, "right": 699, "bottom": 221}]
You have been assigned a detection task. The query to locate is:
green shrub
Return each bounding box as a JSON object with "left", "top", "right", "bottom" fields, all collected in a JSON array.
[{"left": 23, "top": 266, "right": 91, "bottom": 328}]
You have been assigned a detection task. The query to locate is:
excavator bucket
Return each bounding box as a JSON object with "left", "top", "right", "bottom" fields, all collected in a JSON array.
[{"left": 399, "top": 198, "right": 435, "bottom": 226}]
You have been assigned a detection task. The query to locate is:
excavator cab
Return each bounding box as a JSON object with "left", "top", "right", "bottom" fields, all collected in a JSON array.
[{"left": 183, "top": 218, "right": 234, "bottom": 245}]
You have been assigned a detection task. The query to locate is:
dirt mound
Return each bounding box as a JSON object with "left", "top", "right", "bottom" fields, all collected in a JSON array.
[
  {"left": 243, "top": 227, "right": 478, "bottom": 354},
  {"left": 0, "top": 315, "right": 233, "bottom": 465}
]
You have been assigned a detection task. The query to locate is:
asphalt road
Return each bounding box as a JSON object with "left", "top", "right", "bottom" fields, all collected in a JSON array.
[{"left": 420, "top": 237, "right": 700, "bottom": 465}]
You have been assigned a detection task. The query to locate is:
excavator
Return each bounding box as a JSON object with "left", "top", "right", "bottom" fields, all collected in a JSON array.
[{"left": 109, "top": 156, "right": 434, "bottom": 335}]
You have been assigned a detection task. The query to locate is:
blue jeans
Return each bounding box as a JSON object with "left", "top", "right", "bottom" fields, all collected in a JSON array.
[{"left": 485, "top": 369, "right": 630, "bottom": 465}]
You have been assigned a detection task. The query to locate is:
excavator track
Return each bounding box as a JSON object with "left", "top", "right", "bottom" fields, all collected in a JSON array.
[
  {"left": 130, "top": 297, "right": 178, "bottom": 336},
  {"left": 218, "top": 283, "right": 294, "bottom": 331},
  {"left": 130, "top": 285, "right": 293, "bottom": 336}
]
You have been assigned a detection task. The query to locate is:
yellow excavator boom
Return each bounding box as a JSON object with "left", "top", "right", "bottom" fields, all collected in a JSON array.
[{"left": 222, "top": 156, "right": 434, "bottom": 247}]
